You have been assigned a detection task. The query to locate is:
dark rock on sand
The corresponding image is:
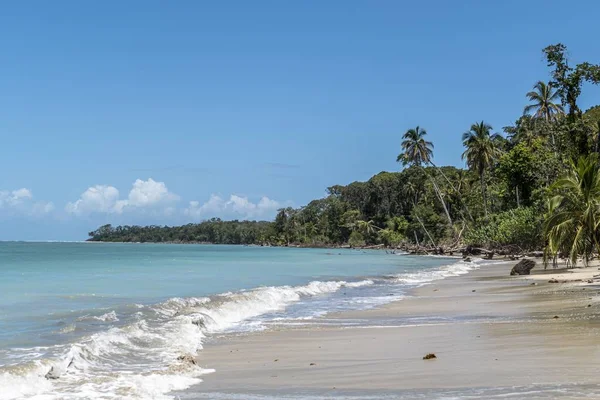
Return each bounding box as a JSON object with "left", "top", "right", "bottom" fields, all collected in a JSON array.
[
  {"left": 423, "top": 353, "right": 437, "bottom": 360},
  {"left": 510, "top": 259, "right": 536, "bottom": 276}
]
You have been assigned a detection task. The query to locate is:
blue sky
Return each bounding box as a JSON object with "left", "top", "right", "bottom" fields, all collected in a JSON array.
[{"left": 1, "top": 0, "right": 599, "bottom": 240}]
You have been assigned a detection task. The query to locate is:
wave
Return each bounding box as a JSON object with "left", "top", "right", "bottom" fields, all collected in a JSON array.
[
  {"left": 0, "top": 258, "right": 480, "bottom": 400},
  {"left": 392, "top": 259, "right": 479, "bottom": 285},
  {"left": 0, "top": 279, "right": 373, "bottom": 400}
]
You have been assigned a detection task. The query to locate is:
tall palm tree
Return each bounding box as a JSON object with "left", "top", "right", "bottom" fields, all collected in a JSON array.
[
  {"left": 462, "top": 121, "right": 503, "bottom": 217},
  {"left": 544, "top": 154, "right": 600, "bottom": 267},
  {"left": 523, "top": 81, "right": 565, "bottom": 122},
  {"left": 398, "top": 126, "right": 452, "bottom": 226},
  {"left": 397, "top": 126, "right": 433, "bottom": 167}
]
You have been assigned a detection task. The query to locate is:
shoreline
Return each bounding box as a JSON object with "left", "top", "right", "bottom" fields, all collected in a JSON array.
[{"left": 185, "top": 259, "right": 600, "bottom": 397}]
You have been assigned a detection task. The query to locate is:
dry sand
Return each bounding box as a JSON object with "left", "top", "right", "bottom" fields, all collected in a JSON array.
[{"left": 191, "top": 259, "right": 600, "bottom": 396}]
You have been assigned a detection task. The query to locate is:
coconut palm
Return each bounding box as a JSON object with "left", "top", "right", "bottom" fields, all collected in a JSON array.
[
  {"left": 544, "top": 154, "right": 600, "bottom": 267},
  {"left": 398, "top": 127, "right": 452, "bottom": 226},
  {"left": 356, "top": 220, "right": 381, "bottom": 235},
  {"left": 462, "top": 121, "right": 503, "bottom": 217},
  {"left": 397, "top": 126, "right": 433, "bottom": 167},
  {"left": 523, "top": 81, "right": 564, "bottom": 122}
]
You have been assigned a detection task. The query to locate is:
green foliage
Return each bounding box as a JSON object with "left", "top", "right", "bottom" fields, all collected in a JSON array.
[
  {"left": 523, "top": 81, "right": 564, "bottom": 122},
  {"left": 397, "top": 126, "right": 433, "bottom": 167},
  {"left": 544, "top": 154, "right": 600, "bottom": 266},
  {"left": 88, "top": 44, "right": 600, "bottom": 260},
  {"left": 496, "top": 138, "right": 561, "bottom": 208},
  {"left": 462, "top": 121, "right": 503, "bottom": 216},
  {"left": 88, "top": 219, "right": 276, "bottom": 245},
  {"left": 543, "top": 43, "right": 600, "bottom": 119},
  {"left": 465, "top": 207, "right": 543, "bottom": 251},
  {"left": 348, "top": 231, "right": 366, "bottom": 247}
]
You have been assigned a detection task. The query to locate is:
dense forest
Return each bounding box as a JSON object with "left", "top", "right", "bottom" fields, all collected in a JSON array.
[{"left": 89, "top": 44, "right": 600, "bottom": 266}]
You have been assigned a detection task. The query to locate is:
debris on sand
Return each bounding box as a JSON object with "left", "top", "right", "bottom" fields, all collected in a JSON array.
[{"left": 423, "top": 353, "right": 437, "bottom": 360}]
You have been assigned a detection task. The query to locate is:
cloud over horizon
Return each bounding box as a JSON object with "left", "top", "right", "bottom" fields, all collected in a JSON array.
[
  {"left": 66, "top": 178, "right": 179, "bottom": 216},
  {"left": 0, "top": 188, "right": 54, "bottom": 216},
  {"left": 184, "top": 194, "right": 282, "bottom": 220},
  {"left": 64, "top": 179, "right": 285, "bottom": 222}
]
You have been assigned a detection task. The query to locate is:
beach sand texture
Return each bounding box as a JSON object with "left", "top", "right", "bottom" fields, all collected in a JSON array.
[{"left": 192, "top": 260, "right": 600, "bottom": 397}]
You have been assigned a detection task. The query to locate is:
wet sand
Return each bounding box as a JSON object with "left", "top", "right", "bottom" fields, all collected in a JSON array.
[{"left": 191, "top": 260, "right": 600, "bottom": 397}]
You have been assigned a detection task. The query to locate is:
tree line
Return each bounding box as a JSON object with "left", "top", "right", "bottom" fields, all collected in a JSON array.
[{"left": 89, "top": 44, "right": 600, "bottom": 266}]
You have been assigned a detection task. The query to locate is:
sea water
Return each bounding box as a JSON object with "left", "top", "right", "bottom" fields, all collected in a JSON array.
[{"left": 0, "top": 242, "right": 473, "bottom": 400}]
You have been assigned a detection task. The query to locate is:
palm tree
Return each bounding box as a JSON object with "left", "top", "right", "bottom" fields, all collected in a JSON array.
[
  {"left": 356, "top": 220, "right": 381, "bottom": 235},
  {"left": 544, "top": 154, "right": 600, "bottom": 267},
  {"left": 397, "top": 126, "right": 433, "bottom": 167},
  {"left": 462, "top": 121, "right": 503, "bottom": 217},
  {"left": 523, "top": 81, "right": 565, "bottom": 122},
  {"left": 398, "top": 126, "right": 452, "bottom": 226}
]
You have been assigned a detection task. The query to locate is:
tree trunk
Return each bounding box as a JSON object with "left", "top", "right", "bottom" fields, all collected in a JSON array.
[
  {"left": 430, "top": 161, "right": 473, "bottom": 222},
  {"left": 420, "top": 167, "right": 453, "bottom": 226},
  {"left": 414, "top": 214, "right": 436, "bottom": 247},
  {"left": 430, "top": 176, "right": 453, "bottom": 226},
  {"left": 480, "top": 172, "right": 488, "bottom": 217},
  {"left": 516, "top": 186, "right": 520, "bottom": 208}
]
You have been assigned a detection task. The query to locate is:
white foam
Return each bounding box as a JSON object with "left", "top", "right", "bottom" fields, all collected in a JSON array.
[
  {"left": 0, "top": 362, "right": 53, "bottom": 400},
  {"left": 190, "top": 279, "right": 374, "bottom": 333},
  {"left": 0, "top": 278, "right": 373, "bottom": 399},
  {"left": 92, "top": 311, "right": 119, "bottom": 322},
  {"left": 393, "top": 260, "right": 479, "bottom": 285}
]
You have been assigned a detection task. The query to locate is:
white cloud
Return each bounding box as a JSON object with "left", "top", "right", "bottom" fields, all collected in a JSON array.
[
  {"left": 65, "top": 185, "right": 120, "bottom": 215},
  {"left": 185, "top": 194, "right": 281, "bottom": 220},
  {"left": 0, "top": 188, "right": 54, "bottom": 216},
  {"left": 66, "top": 179, "right": 179, "bottom": 215}
]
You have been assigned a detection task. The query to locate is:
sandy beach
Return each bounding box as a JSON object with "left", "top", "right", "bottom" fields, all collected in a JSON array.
[{"left": 189, "top": 259, "right": 600, "bottom": 398}]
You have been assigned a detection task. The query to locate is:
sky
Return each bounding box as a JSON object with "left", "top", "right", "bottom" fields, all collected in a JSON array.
[{"left": 1, "top": 0, "right": 599, "bottom": 240}]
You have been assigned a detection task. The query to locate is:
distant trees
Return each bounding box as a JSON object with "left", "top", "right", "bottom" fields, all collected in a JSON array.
[
  {"left": 89, "top": 43, "right": 600, "bottom": 264},
  {"left": 88, "top": 219, "right": 275, "bottom": 245}
]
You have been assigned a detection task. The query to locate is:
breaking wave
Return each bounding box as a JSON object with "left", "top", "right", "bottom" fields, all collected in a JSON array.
[
  {"left": 0, "top": 279, "right": 373, "bottom": 400},
  {"left": 0, "top": 258, "right": 483, "bottom": 400}
]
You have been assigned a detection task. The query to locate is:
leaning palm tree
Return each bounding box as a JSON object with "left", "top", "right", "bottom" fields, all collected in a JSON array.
[
  {"left": 462, "top": 121, "right": 503, "bottom": 217},
  {"left": 398, "top": 126, "right": 452, "bottom": 226},
  {"left": 523, "top": 81, "right": 564, "bottom": 122},
  {"left": 544, "top": 154, "right": 600, "bottom": 267}
]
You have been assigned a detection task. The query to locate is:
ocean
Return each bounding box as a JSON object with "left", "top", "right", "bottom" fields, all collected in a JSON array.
[{"left": 0, "top": 242, "right": 474, "bottom": 400}]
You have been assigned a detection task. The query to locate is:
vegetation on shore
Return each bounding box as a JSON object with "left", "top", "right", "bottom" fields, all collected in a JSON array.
[{"left": 89, "top": 44, "right": 600, "bottom": 266}]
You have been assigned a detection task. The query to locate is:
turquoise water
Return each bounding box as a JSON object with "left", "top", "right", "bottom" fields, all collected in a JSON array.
[{"left": 0, "top": 242, "right": 467, "bottom": 400}]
